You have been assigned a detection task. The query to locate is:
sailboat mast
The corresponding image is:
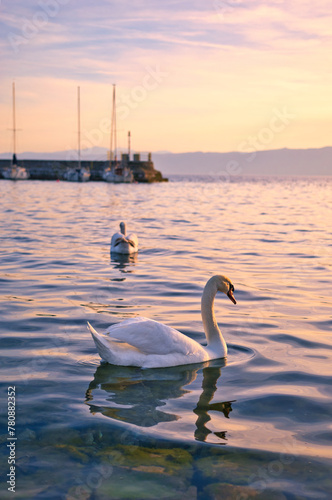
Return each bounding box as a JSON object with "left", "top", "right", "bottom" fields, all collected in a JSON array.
[
  {"left": 77, "top": 86, "right": 81, "bottom": 169},
  {"left": 12, "top": 82, "right": 17, "bottom": 165},
  {"left": 110, "top": 84, "right": 117, "bottom": 165},
  {"left": 113, "top": 85, "right": 117, "bottom": 162}
]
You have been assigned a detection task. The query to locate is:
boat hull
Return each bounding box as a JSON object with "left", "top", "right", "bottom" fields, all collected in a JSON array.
[
  {"left": 3, "top": 166, "right": 29, "bottom": 180},
  {"left": 64, "top": 168, "right": 90, "bottom": 182},
  {"left": 103, "top": 166, "right": 133, "bottom": 183}
]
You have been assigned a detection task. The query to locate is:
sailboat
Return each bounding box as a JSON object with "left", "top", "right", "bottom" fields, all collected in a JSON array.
[
  {"left": 3, "top": 83, "right": 29, "bottom": 180},
  {"left": 64, "top": 86, "right": 90, "bottom": 182},
  {"left": 103, "top": 84, "right": 133, "bottom": 183}
]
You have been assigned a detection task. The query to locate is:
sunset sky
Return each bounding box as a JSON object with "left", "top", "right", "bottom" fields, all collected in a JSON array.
[{"left": 0, "top": 0, "right": 332, "bottom": 156}]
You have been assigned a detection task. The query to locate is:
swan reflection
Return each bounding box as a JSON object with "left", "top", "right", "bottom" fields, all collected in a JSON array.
[
  {"left": 193, "top": 366, "right": 234, "bottom": 443},
  {"left": 85, "top": 359, "right": 235, "bottom": 444},
  {"left": 110, "top": 251, "right": 137, "bottom": 273}
]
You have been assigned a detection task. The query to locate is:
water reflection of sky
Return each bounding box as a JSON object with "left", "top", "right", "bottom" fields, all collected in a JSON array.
[{"left": 0, "top": 177, "right": 332, "bottom": 499}]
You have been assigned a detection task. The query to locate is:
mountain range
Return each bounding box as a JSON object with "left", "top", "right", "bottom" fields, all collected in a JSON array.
[{"left": 1, "top": 147, "right": 331, "bottom": 176}]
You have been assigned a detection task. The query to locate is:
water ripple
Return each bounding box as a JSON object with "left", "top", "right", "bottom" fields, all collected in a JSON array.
[{"left": 0, "top": 177, "right": 332, "bottom": 499}]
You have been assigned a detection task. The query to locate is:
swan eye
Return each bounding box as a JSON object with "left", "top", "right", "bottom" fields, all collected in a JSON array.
[{"left": 229, "top": 283, "right": 234, "bottom": 292}]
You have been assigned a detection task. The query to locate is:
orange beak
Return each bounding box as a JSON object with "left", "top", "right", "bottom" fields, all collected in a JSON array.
[{"left": 227, "top": 290, "right": 237, "bottom": 304}]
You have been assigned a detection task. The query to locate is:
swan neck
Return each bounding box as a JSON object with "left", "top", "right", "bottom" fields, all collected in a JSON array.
[
  {"left": 201, "top": 278, "right": 224, "bottom": 347},
  {"left": 120, "top": 222, "right": 126, "bottom": 235}
]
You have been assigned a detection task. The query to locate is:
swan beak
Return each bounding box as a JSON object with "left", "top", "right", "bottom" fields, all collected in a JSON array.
[{"left": 227, "top": 290, "right": 237, "bottom": 304}]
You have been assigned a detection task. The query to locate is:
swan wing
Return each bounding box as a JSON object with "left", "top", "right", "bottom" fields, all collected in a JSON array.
[
  {"left": 111, "top": 232, "right": 138, "bottom": 252},
  {"left": 104, "top": 317, "right": 200, "bottom": 356},
  {"left": 126, "top": 233, "right": 138, "bottom": 247},
  {"left": 111, "top": 232, "right": 123, "bottom": 246}
]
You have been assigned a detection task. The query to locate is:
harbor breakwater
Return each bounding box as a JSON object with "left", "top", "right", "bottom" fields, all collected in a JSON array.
[{"left": 0, "top": 156, "right": 167, "bottom": 182}]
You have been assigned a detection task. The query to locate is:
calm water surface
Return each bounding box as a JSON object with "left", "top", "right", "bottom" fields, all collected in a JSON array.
[{"left": 0, "top": 176, "right": 331, "bottom": 499}]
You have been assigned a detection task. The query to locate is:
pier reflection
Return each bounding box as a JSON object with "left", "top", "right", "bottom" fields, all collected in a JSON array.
[{"left": 85, "top": 360, "right": 235, "bottom": 444}]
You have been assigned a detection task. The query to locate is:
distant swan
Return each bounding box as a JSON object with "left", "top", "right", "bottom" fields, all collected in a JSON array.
[
  {"left": 88, "top": 275, "right": 236, "bottom": 369},
  {"left": 110, "top": 222, "right": 138, "bottom": 254}
]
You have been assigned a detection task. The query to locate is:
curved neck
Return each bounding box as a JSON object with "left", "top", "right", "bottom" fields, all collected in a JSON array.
[{"left": 201, "top": 277, "right": 226, "bottom": 350}]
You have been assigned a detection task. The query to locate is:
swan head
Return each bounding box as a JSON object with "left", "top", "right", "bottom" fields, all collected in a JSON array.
[
  {"left": 119, "top": 222, "right": 127, "bottom": 235},
  {"left": 215, "top": 275, "right": 237, "bottom": 304}
]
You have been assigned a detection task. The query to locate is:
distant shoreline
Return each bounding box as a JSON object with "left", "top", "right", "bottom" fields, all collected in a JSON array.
[{"left": 1, "top": 146, "right": 331, "bottom": 176}]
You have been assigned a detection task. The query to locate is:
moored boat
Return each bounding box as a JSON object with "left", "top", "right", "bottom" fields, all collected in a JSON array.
[
  {"left": 63, "top": 166, "right": 90, "bottom": 182},
  {"left": 103, "top": 159, "right": 133, "bottom": 183},
  {"left": 3, "top": 163, "right": 29, "bottom": 180}
]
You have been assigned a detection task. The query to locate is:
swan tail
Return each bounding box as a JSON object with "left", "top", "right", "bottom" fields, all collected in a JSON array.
[
  {"left": 87, "top": 321, "right": 99, "bottom": 337},
  {"left": 87, "top": 322, "right": 118, "bottom": 364}
]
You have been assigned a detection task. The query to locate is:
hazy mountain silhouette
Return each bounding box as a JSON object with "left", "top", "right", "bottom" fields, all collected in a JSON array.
[{"left": 153, "top": 148, "right": 332, "bottom": 176}]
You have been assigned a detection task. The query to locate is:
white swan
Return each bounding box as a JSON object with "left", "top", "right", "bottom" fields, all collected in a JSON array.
[
  {"left": 110, "top": 222, "right": 138, "bottom": 254},
  {"left": 88, "top": 275, "right": 236, "bottom": 369}
]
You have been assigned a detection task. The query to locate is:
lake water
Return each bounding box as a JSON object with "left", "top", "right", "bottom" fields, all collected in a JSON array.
[{"left": 0, "top": 176, "right": 331, "bottom": 499}]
